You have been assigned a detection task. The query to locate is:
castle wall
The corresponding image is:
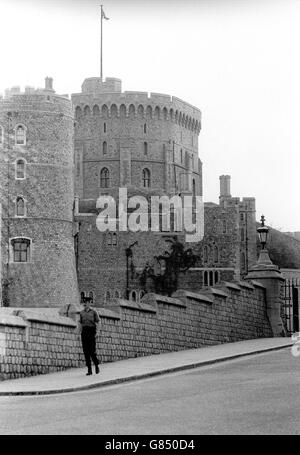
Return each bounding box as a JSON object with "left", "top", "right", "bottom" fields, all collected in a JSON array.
[{"left": 0, "top": 281, "right": 272, "bottom": 380}]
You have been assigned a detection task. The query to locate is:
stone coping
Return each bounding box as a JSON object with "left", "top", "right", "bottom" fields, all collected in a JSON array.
[
  {"left": 98, "top": 308, "right": 121, "bottom": 320},
  {"left": 208, "top": 288, "right": 229, "bottom": 298},
  {"left": 173, "top": 290, "right": 213, "bottom": 304},
  {"left": 106, "top": 299, "right": 157, "bottom": 314},
  {"left": 0, "top": 314, "right": 28, "bottom": 328},
  {"left": 154, "top": 294, "right": 186, "bottom": 308},
  {"left": 12, "top": 309, "right": 77, "bottom": 328},
  {"left": 237, "top": 281, "right": 255, "bottom": 290},
  {"left": 251, "top": 280, "right": 267, "bottom": 289},
  {"left": 223, "top": 282, "right": 242, "bottom": 292}
]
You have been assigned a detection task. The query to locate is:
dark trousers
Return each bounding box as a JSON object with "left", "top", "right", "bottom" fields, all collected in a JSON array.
[{"left": 81, "top": 327, "right": 99, "bottom": 370}]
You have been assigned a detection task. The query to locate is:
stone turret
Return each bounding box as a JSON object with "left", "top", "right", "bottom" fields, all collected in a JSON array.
[{"left": 0, "top": 78, "right": 79, "bottom": 307}]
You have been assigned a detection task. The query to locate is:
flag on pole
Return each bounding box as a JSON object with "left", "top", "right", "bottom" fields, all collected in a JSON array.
[{"left": 101, "top": 7, "right": 109, "bottom": 20}]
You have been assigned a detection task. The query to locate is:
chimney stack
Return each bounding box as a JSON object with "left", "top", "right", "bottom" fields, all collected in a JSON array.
[
  {"left": 44, "top": 77, "right": 54, "bottom": 92},
  {"left": 219, "top": 175, "right": 231, "bottom": 198}
]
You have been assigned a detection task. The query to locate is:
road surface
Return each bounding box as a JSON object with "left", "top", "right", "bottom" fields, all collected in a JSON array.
[{"left": 0, "top": 348, "right": 299, "bottom": 435}]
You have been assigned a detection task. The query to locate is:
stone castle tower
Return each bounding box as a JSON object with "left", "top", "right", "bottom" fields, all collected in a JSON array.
[
  {"left": 0, "top": 78, "right": 79, "bottom": 307},
  {"left": 72, "top": 77, "right": 203, "bottom": 302},
  {"left": 72, "top": 77, "right": 202, "bottom": 201}
]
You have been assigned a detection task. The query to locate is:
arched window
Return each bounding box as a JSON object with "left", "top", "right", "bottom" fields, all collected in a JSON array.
[
  {"left": 111, "top": 104, "right": 118, "bottom": 118},
  {"left": 84, "top": 105, "right": 90, "bottom": 116},
  {"left": 203, "top": 270, "right": 208, "bottom": 286},
  {"left": 131, "top": 290, "right": 137, "bottom": 302},
  {"left": 16, "top": 159, "right": 25, "bottom": 179},
  {"left": 100, "top": 167, "right": 110, "bottom": 188},
  {"left": 15, "top": 125, "right": 26, "bottom": 145},
  {"left": 103, "top": 141, "right": 107, "bottom": 155},
  {"left": 214, "top": 245, "right": 219, "bottom": 263},
  {"left": 163, "top": 107, "right": 168, "bottom": 120},
  {"left": 101, "top": 104, "right": 109, "bottom": 118},
  {"left": 105, "top": 290, "right": 111, "bottom": 302},
  {"left": 146, "top": 106, "right": 152, "bottom": 119},
  {"left": 142, "top": 168, "right": 151, "bottom": 188},
  {"left": 0, "top": 125, "right": 3, "bottom": 144},
  {"left": 75, "top": 106, "right": 82, "bottom": 120},
  {"left": 103, "top": 122, "right": 107, "bottom": 133},
  {"left": 16, "top": 197, "right": 25, "bottom": 217},
  {"left": 80, "top": 291, "right": 85, "bottom": 303},
  {"left": 11, "top": 238, "right": 31, "bottom": 262},
  {"left": 120, "top": 104, "right": 126, "bottom": 118},
  {"left": 154, "top": 106, "right": 160, "bottom": 120},
  {"left": 203, "top": 245, "right": 208, "bottom": 263},
  {"left": 139, "top": 290, "right": 145, "bottom": 301},
  {"left": 138, "top": 105, "right": 144, "bottom": 119},
  {"left": 143, "top": 141, "right": 148, "bottom": 155},
  {"left": 144, "top": 123, "right": 147, "bottom": 134},
  {"left": 209, "top": 271, "right": 214, "bottom": 286},
  {"left": 129, "top": 104, "right": 135, "bottom": 119},
  {"left": 93, "top": 105, "right": 100, "bottom": 116}
]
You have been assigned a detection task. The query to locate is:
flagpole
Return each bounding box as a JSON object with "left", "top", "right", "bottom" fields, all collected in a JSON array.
[{"left": 100, "top": 4, "right": 103, "bottom": 80}]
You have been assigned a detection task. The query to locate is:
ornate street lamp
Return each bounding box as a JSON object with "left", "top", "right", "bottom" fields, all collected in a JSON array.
[
  {"left": 257, "top": 215, "right": 269, "bottom": 250},
  {"left": 257, "top": 215, "right": 273, "bottom": 266}
]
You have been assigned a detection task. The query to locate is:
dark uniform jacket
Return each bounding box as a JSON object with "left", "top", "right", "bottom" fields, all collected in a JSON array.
[{"left": 80, "top": 308, "right": 100, "bottom": 328}]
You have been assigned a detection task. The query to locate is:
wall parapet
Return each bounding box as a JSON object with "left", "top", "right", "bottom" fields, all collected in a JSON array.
[
  {"left": 0, "top": 279, "right": 273, "bottom": 380},
  {"left": 13, "top": 309, "right": 77, "bottom": 327}
]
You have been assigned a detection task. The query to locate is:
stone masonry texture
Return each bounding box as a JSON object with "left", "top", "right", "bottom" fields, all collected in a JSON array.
[{"left": 0, "top": 282, "right": 272, "bottom": 380}]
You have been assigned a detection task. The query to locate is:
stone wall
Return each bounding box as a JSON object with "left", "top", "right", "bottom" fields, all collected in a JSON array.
[{"left": 0, "top": 281, "right": 273, "bottom": 380}]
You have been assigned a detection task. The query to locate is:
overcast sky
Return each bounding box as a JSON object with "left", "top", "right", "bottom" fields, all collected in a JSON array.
[{"left": 0, "top": 0, "right": 299, "bottom": 231}]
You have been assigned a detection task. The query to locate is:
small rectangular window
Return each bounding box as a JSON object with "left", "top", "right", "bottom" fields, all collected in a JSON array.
[
  {"left": 16, "top": 126, "right": 26, "bottom": 145},
  {"left": 11, "top": 238, "right": 30, "bottom": 262}
]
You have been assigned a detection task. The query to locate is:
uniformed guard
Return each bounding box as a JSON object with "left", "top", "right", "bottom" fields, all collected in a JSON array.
[{"left": 78, "top": 297, "right": 100, "bottom": 375}]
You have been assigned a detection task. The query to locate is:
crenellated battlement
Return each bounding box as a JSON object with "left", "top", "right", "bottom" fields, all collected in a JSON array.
[
  {"left": 72, "top": 77, "right": 201, "bottom": 134},
  {"left": 1, "top": 78, "right": 72, "bottom": 117}
]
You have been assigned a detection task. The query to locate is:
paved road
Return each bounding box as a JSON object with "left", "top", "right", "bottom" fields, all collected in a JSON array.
[{"left": 0, "top": 348, "right": 299, "bottom": 435}]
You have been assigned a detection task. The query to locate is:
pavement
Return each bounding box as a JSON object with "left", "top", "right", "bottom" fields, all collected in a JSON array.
[{"left": 0, "top": 337, "right": 294, "bottom": 396}]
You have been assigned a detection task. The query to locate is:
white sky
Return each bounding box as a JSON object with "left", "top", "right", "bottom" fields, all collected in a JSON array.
[{"left": 0, "top": 0, "right": 299, "bottom": 231}]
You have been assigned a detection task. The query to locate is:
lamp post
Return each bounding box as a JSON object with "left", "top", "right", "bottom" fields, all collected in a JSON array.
[
  {"left": 257, "top": 215, "right": 268, "bottom": 249},
  {"left": 256, "top": 215, "right": 273, "bottom": 266},
  {"left": 245, "top": 214, "right": 286, "bottom": 337}
]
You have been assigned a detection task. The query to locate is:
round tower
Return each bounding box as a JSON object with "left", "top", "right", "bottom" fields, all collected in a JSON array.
[
  {"left": 72, "top": 77, "right": 202, "bottom": 202},
  {"left": 0, "top": 78, "right": 79, "bottom": 307}
]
